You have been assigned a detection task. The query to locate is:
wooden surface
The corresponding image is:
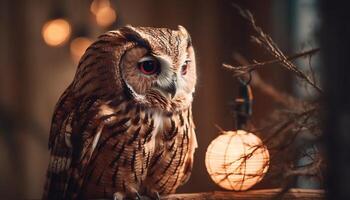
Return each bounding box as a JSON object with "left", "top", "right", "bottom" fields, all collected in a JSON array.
[{"left": 161, "top": 188, "right": 325, "bottom": 200}]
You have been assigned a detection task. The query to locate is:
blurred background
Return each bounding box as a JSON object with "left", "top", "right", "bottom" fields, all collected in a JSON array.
[{"left": 0, "top": 0, "right": 323, "bottom": 199}]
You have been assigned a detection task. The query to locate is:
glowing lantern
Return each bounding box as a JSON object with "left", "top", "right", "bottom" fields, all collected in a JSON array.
[
  {"left": 42, "top": 19, "right": 71, "bottom": 47},
  {"left": 205, "top": 130, "right": 270, "bottom": 191},
  {"left": 70, "top": 37, "right": 93, "bottom": 63},
  {"left": 205, "top": 76, "right": 270, "bottom": 191}
]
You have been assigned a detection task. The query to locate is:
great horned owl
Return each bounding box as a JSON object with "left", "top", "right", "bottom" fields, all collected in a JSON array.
[{"left": 43, "top": 25, "right": 197, "bottom": 200}]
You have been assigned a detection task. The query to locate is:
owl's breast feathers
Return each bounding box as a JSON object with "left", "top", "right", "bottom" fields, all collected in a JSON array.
[{"left": 43, "top": 92, "right": 197, "bottom": 199}]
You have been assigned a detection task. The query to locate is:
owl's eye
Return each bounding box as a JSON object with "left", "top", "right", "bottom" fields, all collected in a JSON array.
[
  {"left": 181, "top": 59, "right": 191, "bottom": 75},
  {"left": 138, "top": 57, "right": 159, "bottom": 75}
]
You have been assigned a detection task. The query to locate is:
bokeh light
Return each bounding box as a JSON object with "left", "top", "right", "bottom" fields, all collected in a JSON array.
[
  {"left": 90, "top": 0, "right": 117, "bottom": 27},
  {"left": 70, "top": 37, "right": 93, "bottom": 63},
  {"left": 96, "top": 6, "right": 116, "bottom": 27},
  {"left": 42, "top": 19, "right": 71, "bottom": 47},
  {"left": 90, "top": 0, "right": 110, "bottom": 15}
]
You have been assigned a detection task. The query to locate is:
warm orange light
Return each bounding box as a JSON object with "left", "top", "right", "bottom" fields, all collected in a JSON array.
[
  {"left": 90, "top": 0, "right": 110, "bottom": 15},
  {"left": 95, "top": 6, "right": 116, "bottom": 27},
  {"left": 205, "top": 130, "right": 270, "bottom": 191},
  {"left": 70, "top": 37, "right": 93, "bottom": 63},
  {"left": 42, "top": 19, "right": 71, "bottom": 46},
  {"left": 90, "top": 0, "right": 117, "bottom": 27}
]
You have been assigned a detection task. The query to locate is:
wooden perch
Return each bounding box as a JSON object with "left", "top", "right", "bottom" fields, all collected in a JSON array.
[{"left": 161, "top": 188, "right": 325, "bottom": 200}]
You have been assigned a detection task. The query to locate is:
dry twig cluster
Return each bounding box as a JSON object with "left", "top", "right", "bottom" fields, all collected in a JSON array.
[{"left": 221, "top": 5, "right": 325, "bottom": 195}]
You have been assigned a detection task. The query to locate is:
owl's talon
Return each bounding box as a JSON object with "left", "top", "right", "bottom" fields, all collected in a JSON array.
[
  {"left": 143, "top": 189, "right": 160, "bottom": 200},
  {"left": 154, "top": 192, "right": 160, "bottom": 200},
  {"left": 113, "top": 192, "right": 124, "bottom": 200},
  {"left": 135, "top": 192, "right": 142, "bottom": 200}
]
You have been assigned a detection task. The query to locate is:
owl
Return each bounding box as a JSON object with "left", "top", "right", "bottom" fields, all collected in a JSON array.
[{"left": 42, "top": 25, "right": 197, "bottom": 200}]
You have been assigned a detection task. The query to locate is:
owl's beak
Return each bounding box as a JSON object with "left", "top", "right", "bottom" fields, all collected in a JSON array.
[
  {"left": 154, "top": 55, "right": 178, "bottom": 98},
  {"left": 163, "top": 76, "right": 177, "bottom": 99}
]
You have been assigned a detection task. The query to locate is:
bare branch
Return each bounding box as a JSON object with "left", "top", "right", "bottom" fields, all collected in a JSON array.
[
  {"left": 230, "top": 53, "right": 305, "bottom": 110},
  {"left": 223, "top": 48, "right": 320, "bottom": 75},
  {"left": 228, "top": 4, "right": 323, "bottom": 93}
]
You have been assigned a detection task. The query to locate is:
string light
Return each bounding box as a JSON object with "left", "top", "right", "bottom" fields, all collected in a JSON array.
[{"left": 42, "top": 19, "right": 71, "bottom": 47}]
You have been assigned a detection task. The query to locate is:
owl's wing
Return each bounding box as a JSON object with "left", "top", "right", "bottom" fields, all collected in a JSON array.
[
  {"left": 43, "top": 87, "right": 101, "bottom": 200},
  {"left": 43, "top": 84, "right": 74, "bottom": 200},
  {"left": 178, "top": 110, "right": 197, "bottom": 186}
]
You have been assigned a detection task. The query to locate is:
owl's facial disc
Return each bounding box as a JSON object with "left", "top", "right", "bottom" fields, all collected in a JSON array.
[{"left": 119, "top": 26, "right": 196, "bottom": 111}]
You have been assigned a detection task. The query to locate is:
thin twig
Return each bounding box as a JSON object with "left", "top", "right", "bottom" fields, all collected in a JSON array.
[
  {"left": 229, "top": 4, "right": 323, "bottom": 93},
  {"left": 223, "top": 48, "right": 320, "bottom": 73},
  {"left": 230, "top": 52, "right": 305, "bottom": 110}
]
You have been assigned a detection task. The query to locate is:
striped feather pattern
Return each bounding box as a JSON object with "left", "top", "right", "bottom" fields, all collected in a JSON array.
[{"left": 43, "top": 25, "right": 197, "bottom": 199}]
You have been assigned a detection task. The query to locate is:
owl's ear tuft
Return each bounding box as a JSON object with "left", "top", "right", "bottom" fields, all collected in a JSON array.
[
  {"left": 177, "top": 25, "right": 188, "bottom": 36},
  {"left": 119, "top": 25, "right": 139, "bottom": 37},
  {"left": 178, "top": 25, "right": 192, "bottom": 46},
  {"left": 124, "top": 24, "right": 136, "bottom": 31}
]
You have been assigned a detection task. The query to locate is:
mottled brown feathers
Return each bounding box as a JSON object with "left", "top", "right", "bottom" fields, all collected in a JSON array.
[{"left": 43, "top": 25, "right": 197, "bottom": 200}]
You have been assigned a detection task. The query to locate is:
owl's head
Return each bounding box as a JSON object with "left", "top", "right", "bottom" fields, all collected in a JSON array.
[{"left": 74, "top": 25, "right": 196, "bottom": 113}]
